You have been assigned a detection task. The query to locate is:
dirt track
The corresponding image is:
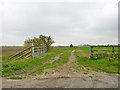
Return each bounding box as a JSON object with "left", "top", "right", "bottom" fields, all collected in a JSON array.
[{"left": 2, "top": 50, "right": 118, "bottom": 88}]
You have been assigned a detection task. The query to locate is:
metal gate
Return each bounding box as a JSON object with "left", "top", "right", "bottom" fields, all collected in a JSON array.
[{"left": 32, "top": 46, "right": 47, "bottom": 58}]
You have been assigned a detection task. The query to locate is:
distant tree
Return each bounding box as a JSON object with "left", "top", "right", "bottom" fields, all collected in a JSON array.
[
  {"left": 70, "top": 44, "right": 73, "bottom": 47},
  {"left": 24, "top": 35, "right": 54, "bottom": 51}
]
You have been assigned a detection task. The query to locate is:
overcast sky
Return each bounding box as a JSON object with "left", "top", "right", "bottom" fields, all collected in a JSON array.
[{"left": 0, "top": 0, "right": 118, "bottom": 46}]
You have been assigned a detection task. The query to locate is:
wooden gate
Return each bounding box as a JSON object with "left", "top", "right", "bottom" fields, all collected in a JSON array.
[{"left": 90, "top": 45, "right": 120, "bottom": 58}]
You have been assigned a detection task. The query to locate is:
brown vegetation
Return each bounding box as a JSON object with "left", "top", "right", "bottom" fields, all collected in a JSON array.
[{"left": 2, "top": 47, "right": 24, "bottom": 55}]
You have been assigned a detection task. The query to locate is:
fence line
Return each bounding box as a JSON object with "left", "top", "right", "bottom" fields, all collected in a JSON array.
[
  {"left": 90, "top": 45, "right": 120, "bottom": 58},
  {"left": 10, "top": 46, "right": 47, "bottom": 60}
]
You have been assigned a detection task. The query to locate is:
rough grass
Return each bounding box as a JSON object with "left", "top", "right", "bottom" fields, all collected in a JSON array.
[
  {"left": 1, "top": 55, "right": 13, "bottom": 64},
  {"left": 75, "top": 52, "right": 119, "bottom": 74},
  {"left": 29, "top": 47, "right": 74, "bottom": 75},
  {"left": 2, "top": 47, "right": 68, "bottom": 75},
  {"left": 78, "top": 46, "right": 90, "bottom": 54},
  {"left": 6, "top": 76, "right": 26, "bottom": 80}
]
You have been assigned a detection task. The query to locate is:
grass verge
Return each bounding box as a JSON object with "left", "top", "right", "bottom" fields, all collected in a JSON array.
[{"left": 75, "top": 51, "right": 119, "bottom": 74}]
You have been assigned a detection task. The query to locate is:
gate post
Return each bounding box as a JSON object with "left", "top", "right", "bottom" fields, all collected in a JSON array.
[
  {"left": 112, "top": 46, "right": 114, "bottom": 55},
  {"left": 90, "top": 46, "right": 93, "bottom": 59},
  {"left": 90, "top": 46, "right": 91, "bottom": 58}
]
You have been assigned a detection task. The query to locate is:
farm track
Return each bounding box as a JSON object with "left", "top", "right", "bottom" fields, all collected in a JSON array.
[
  {"left": 2, "top": 50, "right": 67, "bottom": 77},
  {"left": 34, "top": 50, "right": 91, "bottom": 80},
  {"left": 43, "top": 50, "right": 67, "bottom": 65},
  {"left": 34, "top": 50, "right": 80, "bottom": 79},
  {"left": 2, "top": 49, "right": 118, "bottom": 88}
]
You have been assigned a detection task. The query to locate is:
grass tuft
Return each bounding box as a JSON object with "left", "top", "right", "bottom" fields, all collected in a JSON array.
[{"left": 6, "top": 76, "right": 26, "bottom": 80}]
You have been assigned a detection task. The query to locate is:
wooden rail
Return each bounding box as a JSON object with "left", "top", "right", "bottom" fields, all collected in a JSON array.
[
  {"left": 15, "top": 50, "right": 32, "bottom": 60},
  {"left": 10, "top": 47, "right": 32, "bottom": 60},
  {"left": 10, "top": 46, "right": 47, "bottom": 60},
  {"left": 90, "top": 45, "right": 120, "bottom": 58}
]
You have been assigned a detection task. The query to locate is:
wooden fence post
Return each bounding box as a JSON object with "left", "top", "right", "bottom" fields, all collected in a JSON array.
[
  {"left": 90, "top": 46, "right": 91, "bottom": 57},
  {"left": 90, "top": 46, "right": 93, "bottom": 59},
  {"left": 112, "top": 46, "right": 114, "bottom": 55}
]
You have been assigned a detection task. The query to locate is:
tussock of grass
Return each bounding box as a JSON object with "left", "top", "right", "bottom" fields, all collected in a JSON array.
[
  {"left": 89, "top": 76, "right": 93, "bottom": 78},
  {"left": 83, "top": 72, "right": 88, "bottom": 74}
]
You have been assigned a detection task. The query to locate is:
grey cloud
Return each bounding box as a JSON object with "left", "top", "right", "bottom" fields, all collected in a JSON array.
[{"left": 1, "top": 1, "right": 118, "bottom": 46}]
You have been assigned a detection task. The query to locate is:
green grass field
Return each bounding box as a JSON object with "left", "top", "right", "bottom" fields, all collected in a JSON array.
[
  {"left": 2, "top": 47, "right": 69, "bottom": 75},
  {"left": 75, "top": 46, "right": 119, "bottom": 74},
  {"left": 1, "top": 46, "right": 119, "bottom": 77},
  {"left": 79, "top": 46, "right": 90, "bottom": 54}
]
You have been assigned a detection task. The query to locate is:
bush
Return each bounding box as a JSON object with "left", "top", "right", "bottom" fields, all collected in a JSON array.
[{"left": 24, "top": 35, "right": 54, "bottom": 51}]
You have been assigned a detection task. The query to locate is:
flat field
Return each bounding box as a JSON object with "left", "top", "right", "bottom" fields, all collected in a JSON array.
[
  {"left": 1, "top": 46, "right": 25, "bottom": 55},
  {"left": 1, "top": 46, "right": 119, "bottom": 88}
]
